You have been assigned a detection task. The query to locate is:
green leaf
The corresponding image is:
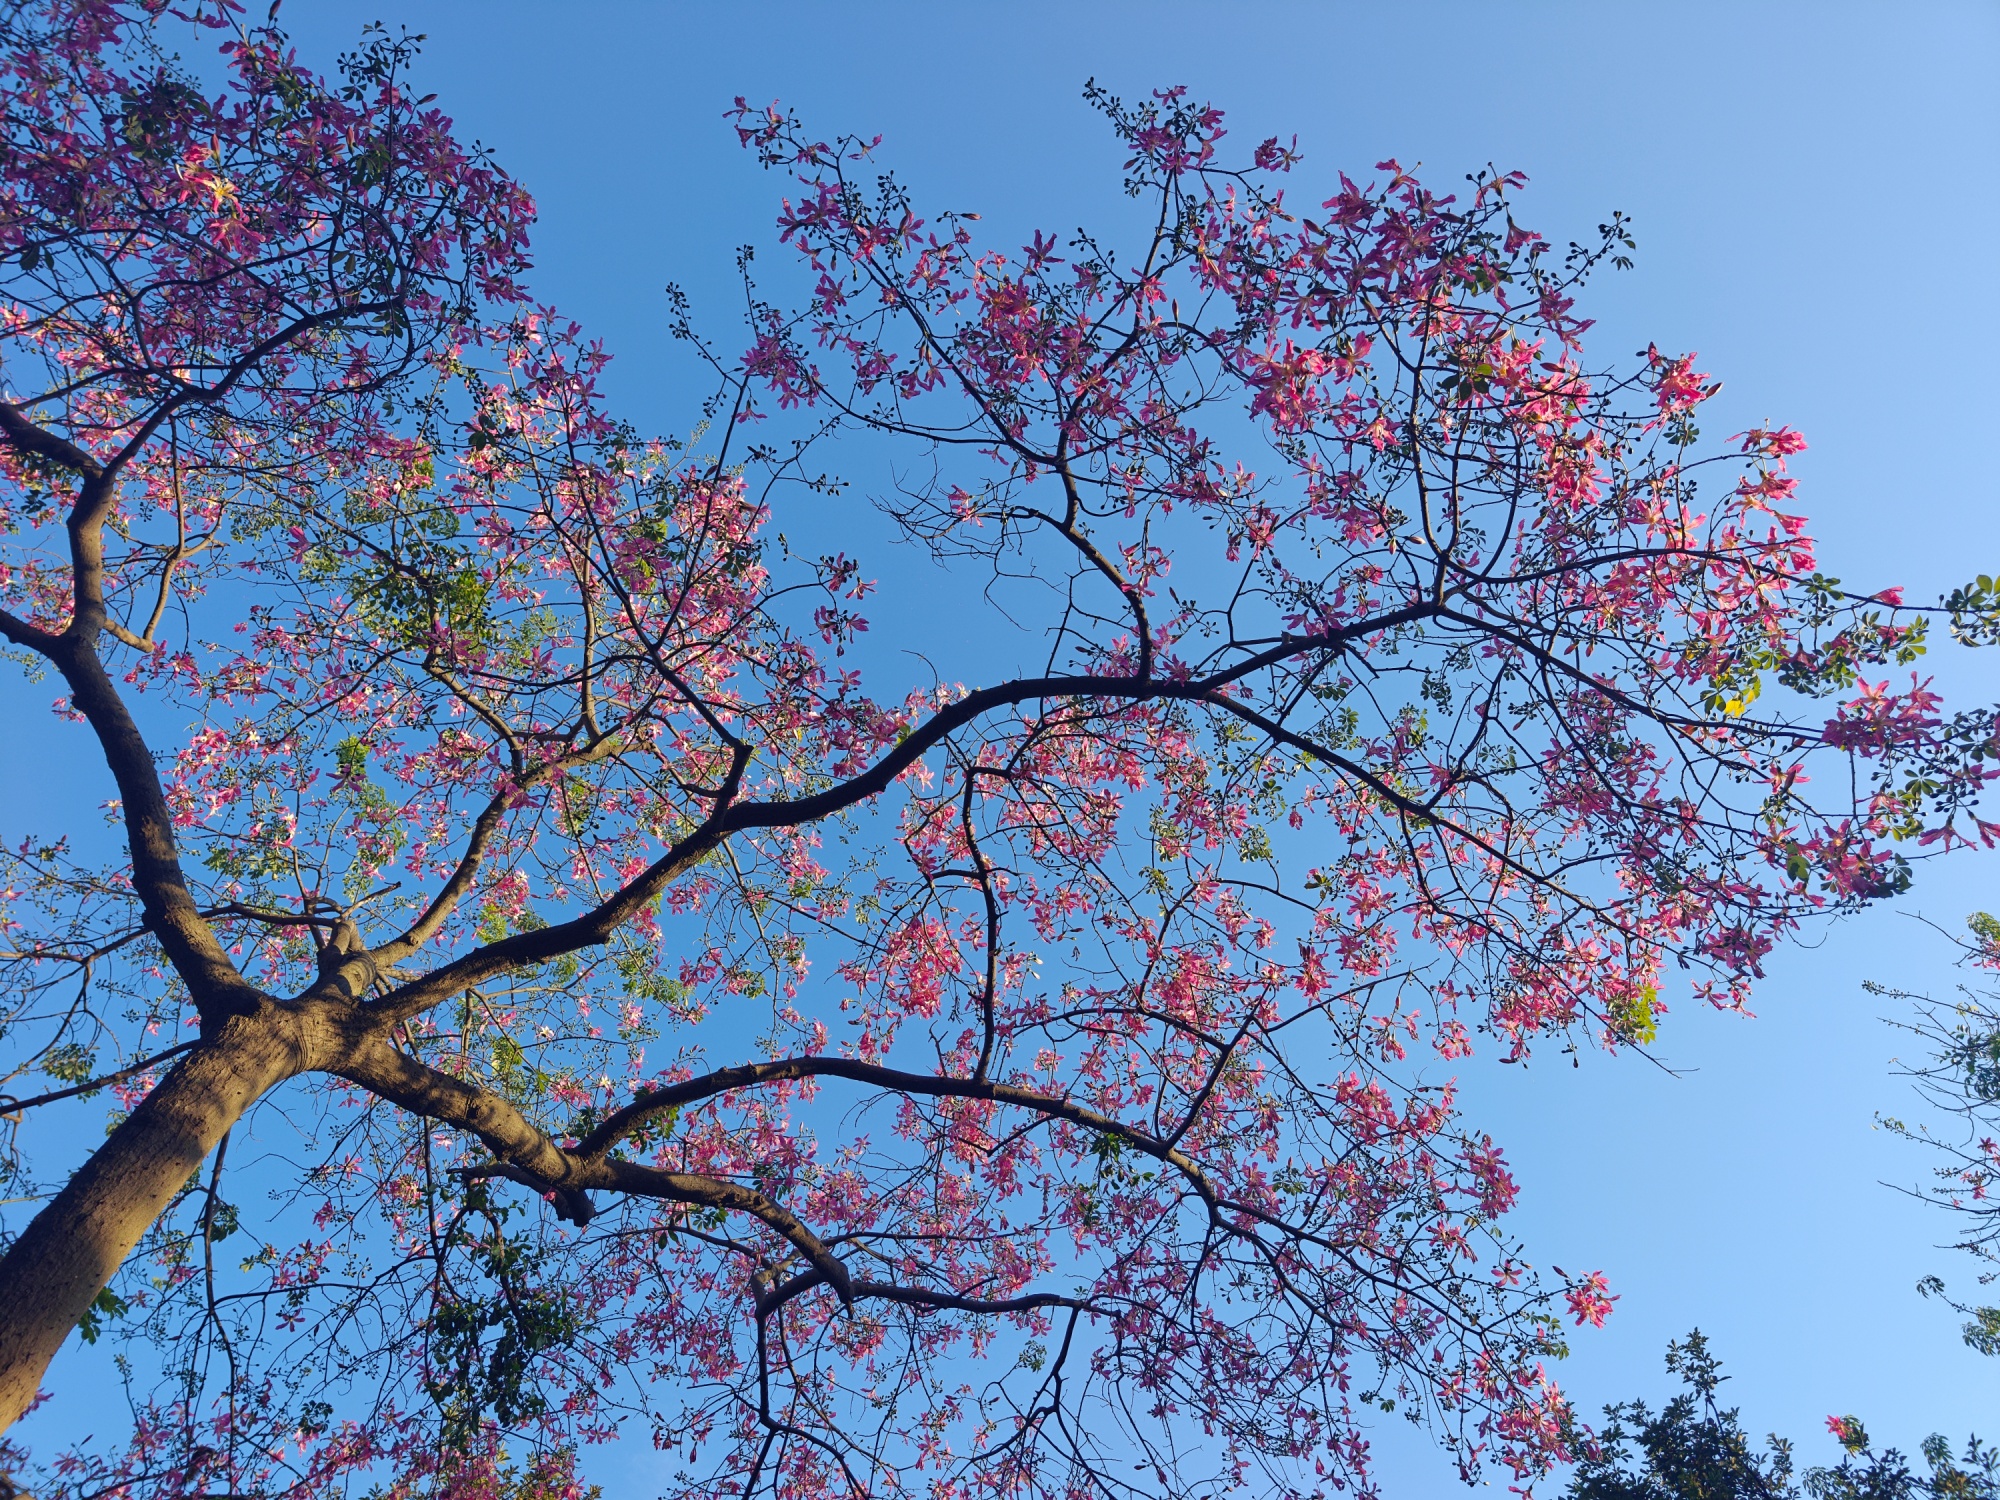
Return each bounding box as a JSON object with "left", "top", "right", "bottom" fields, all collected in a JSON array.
[
  {"left": 43, "top": 1042, "right": 96, "bottom": 1084},
  {"left": 76, "top": 1286, "right": 129, "bottom": 1344}
]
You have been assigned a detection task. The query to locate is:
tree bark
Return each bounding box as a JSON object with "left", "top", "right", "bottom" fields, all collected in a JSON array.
[{"left": 0, "top": 1006, "right": 312, "bottom": 1432}]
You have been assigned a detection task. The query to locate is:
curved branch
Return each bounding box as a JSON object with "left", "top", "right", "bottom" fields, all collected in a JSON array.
[
  {"left": 576, "top": 1054, "right": 1219, "bottom": 1214},
  {"left": 0, "top": 398, "right": 103, "bottom": 479},
  {"left": 361, "top": 604, "right": 1438, "bottom": 1029},
  {"left": 362, "top": 740, "right": 751, "bottom": 1024},
  {"left": 336, "top": 1036, "right": 854, "bottom": 1301},
  {"left": 725, "top": 601, "right": 1437, "bottom": 832},
  {"left": 757, "top": 1265, "right": 1094, "bottom": 1322},
  {"left": 0, "top": 605, "right": 59, "bottom": 656}
]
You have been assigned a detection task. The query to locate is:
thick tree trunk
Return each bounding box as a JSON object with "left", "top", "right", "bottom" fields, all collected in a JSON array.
[{"left": 0, "top": 1007, "right": 310, "bottom": 1433}]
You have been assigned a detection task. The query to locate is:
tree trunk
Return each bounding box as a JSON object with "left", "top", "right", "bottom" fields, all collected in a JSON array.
[{"left": 0, "top": 1007, "right": 310, "bottom": 1433}]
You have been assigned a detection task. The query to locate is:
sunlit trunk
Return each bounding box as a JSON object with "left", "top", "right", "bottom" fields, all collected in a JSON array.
[{"left": 0, "top": 1011, "right": 308, "bottom": 1433}]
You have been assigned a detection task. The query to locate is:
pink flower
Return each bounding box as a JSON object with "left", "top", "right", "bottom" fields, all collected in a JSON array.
[{"left": 1564, "top": 1272, "right": 1617, "bottom": 1327}]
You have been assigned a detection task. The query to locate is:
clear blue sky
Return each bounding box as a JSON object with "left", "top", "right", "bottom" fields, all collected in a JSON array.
[{"left": 17, "top": 1, "right": 2000, "bottom": 1489}]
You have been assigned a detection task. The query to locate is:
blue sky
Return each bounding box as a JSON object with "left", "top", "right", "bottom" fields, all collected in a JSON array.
[{"left": 13, "top": 1, "right": 2000, "bottom": 1489}]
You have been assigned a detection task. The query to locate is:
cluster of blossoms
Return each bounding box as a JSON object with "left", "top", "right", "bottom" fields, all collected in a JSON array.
[{"left": 0, "top": 9, "right": 1994, "bottom": 1500}]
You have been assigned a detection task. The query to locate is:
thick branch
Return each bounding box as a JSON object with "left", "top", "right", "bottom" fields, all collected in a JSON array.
[
  {"left": 0, "top": 606, "right": 59, "bottom": 655},
  {"left": 47, "top": 632, "right": 265, "bottom": 1021},
  {"left": 757, "top": 1265, "right": 1092, "bottom": 1321},
  {"left": 0, "top": 399, "right": 103, "bottom": 479},
  {"left": 577, "top": 1054, "right": 1218, "bottom": 1212},
  {"left": 723, "top": 604, "right": 1435, "bottom": 831},
  {"left": 369, "top": 794, "right": 511, "bottom": 968},
  {"left": 336, "top": 1037, "right": 853, "bottom": 1300},
  {"left": 364, "top": 742, "right": 750, "bottom": 1023},
  {"left": 0, "top": 401, "right": 267, "bottom": 1019},
  {"left": 366, "top": 604, "right": 1436, "bottom": 1028},
  {"left": 0, "top": 1004, "right": 313, "bottom": 1432}
]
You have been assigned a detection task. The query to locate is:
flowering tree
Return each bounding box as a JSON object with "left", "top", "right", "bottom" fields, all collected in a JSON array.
[{"left": 1, "top": 5, "right": 1994, "bottom": 1497}]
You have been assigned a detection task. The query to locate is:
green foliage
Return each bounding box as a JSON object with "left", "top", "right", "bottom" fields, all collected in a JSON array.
[
  {"left": 1918, "top": 1277, "right": 2000, "bottom": 1360},
  {"left": 40, "top": 1041, "right": 95, "bottom": 1084},
  {"left": 334, "top": 734, "right": 371, "bottom": 782},
  {"left": 1806, "top": 1433, "right": 2000, "bottom": 1500},
  {"left": 1608, "top": 986, "right": 1660, "bottom": 1046},
  {"left": 75, "top": 1286, "right": 128, "bottom": 1344},
  {"left": 424, "top": 1187, "right": 582, "bottom": 1450},
  {"left": 1945, "top": 575, "right": 2000, "bottom": 650},
  {"left": 1565, "top": 1332, "right": 1996, "bottom": 1500},
  {"left": 1567, "top": 1330, "right": 1795, "bottom": 1500},
  {"left": 1963, "top": 1306, "right": 2000, "bottom": 1359}
]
